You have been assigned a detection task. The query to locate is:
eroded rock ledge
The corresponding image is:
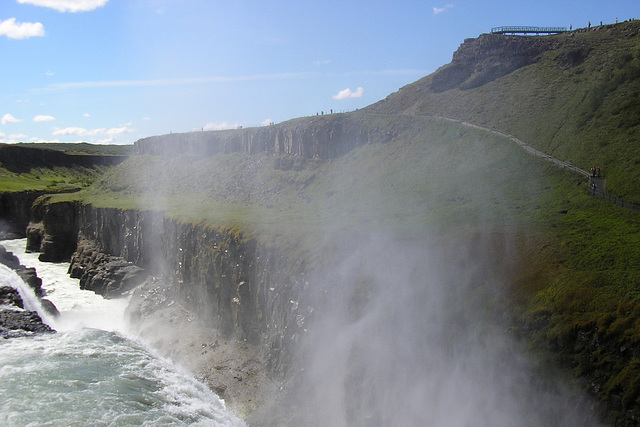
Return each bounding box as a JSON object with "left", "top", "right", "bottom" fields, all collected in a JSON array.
[
  {"left": 69, "top": 236, "right": 147, "bottom": 298},
  {"left": 0, "top": 246, "right": 57, "bottom": 338}
]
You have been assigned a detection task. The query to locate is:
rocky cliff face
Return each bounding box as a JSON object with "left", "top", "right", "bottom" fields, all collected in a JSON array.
[
  {"left": 429, "top": 33, "right": 561, "bottom": 92},
  {"left": 135, "top": 114, "right": 384, "bottom": 159},
  {"left": 30, "top": 201, "right": 306, "bottom": 373},
  {"left": 0, "top": 191, "right": 49, "bottom": 238},
  {"left": 28, "top": 197, "right": 79, "bottom": 262},
  {"left": 23, "top": 199, "right": 307, "bottom": 416}
]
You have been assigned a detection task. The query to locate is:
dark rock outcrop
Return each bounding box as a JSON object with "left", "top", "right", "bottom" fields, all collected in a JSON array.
[
  {"left": 69, "top": 236, "right": 147, "bottom": 298},
  {"left": 0, "top": 282, "right": 55, "bottom": 339},
  {"left": 555, "top": 46, "right": 591, "bottom": 69},
  {"left": 27, "top": 198, "right": 78, "bottom": 262},
  {"left": 25, "top": 221, "right": 44, "bottom": 252},
  {"left": 0, "top": 246, "right": 59, "bottom": 318},
  {"left": 0, "top": 285, "right": 23, "bottom": 308},
  {"left": 0, "top": 246, "right": 43, "bottom": 296},
  {"left": 0, "top": 305, "right": 54, "bottom": 338},
  {"left": 429, "top": 33, "right": 560, "bottom": 92}
]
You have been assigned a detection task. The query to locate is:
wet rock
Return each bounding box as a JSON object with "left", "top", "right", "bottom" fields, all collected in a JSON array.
[
  {"left": 25, "top": 221, "right": 44, "bottom": 252},
  {"left": 70, "top": 236, "right": 148, "bottom": 298},
  {"left": 0, "top": 246, "right": 60, "bottom": 320},
  {"left": 0, "top": 285, "right": 23, "bottom": 308},
  {"left": 41, "top": 298, "right": 60, "bottom": 317},
  {"left": 0, "top": 245, "right": 21, "bottom": 270},
  {"left": 0, "top": 246, "right": 45, "bottom": 296},
  {"left": 0, "top": 286, "right": 55, "bottom": 339},
  {"left": 0, "top": 310, "right": 54, "bottom": 338},
  {"left": 16, "top": 268, "right": 43, "bottom": 297}
]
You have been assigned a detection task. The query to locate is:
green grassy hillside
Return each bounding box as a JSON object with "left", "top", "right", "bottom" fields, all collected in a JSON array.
[
  {"left": 72, "top": 116, "right": 549, "bottom": 236},
  {"left": 13, "top": 142, "right": 133, "bottom": 156},
  {"left": 63, "top": 109, "right": 640, "bottom": 424},
  {"left": 0, "top": 143, "right": 131, "bottom": 193},
  {"left": 369, "top": 20, "right": 640, "bottom": 201},
  {"left": 18, "top": 20, "right": 640, "bottom": 423},
  {"left": 0, "top": 165, "right": 110, "bottom": 193}
]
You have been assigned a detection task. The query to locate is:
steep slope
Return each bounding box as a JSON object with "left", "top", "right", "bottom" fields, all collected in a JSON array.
[{"left": 368, "top": 20, "right": 640, "bottom": 201}]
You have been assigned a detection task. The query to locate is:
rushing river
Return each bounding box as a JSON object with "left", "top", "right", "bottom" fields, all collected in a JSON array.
[{"left": 0, "top": 239, "right": 245, "bottom": 427}]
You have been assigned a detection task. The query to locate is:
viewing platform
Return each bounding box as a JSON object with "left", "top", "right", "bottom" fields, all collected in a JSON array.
[{"left": 490, "top": 26, "right": 568, "bottom": 35}]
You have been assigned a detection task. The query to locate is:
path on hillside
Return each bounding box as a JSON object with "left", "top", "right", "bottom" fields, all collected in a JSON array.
[
  {"left": 434, "top": 115, "right": 590, "bottom": 177},
  {"left": 424, "top": 115, "right": 640, "bottom": 212}
]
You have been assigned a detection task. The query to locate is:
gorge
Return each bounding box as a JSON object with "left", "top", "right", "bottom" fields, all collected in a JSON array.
[{"left": 3, "top": 21, "right": 640, "bottom": 425}]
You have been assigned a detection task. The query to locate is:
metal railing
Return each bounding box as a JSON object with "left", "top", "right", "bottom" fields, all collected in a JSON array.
[
  {"left": 490, "top": 26, "right": 568, "bottom": 35},
  {"left": 590, "top": 187, "right": 640, "bottom": 212}
]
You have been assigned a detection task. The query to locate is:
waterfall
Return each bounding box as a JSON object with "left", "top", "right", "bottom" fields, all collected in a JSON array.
[{"left": 0, "top": 239, "right": 245, "bottom": 426}]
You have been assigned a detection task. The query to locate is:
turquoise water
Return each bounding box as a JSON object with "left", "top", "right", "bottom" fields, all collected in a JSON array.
[
  {"left": 0, "top": 329, "right": 242, "bottom": 426},
  {"left": 0, "top": 240, "right": 244, "bottom": 426}
]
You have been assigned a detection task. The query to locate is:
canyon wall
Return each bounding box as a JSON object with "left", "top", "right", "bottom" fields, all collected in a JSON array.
[
  {"left": 0, "top": 191, "right": 50, "bottom": 237},
  {"left": 28, "top": 201, "right": 306, "bottom": 379},
  {"left": 134, "top": 113, "right": 409, "bottom": 159}
]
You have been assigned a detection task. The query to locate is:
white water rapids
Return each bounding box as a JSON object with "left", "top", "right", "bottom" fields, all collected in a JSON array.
[{"left": 0, "top": 239, "right": 245, "bottom": 427}]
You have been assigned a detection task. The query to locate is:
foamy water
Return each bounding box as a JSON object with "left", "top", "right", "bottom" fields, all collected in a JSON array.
[
  {"left": 1, "top": 239, "right": 129, "bottom": 332},
  {"left": 0, "top": 239, "right": 245, "bottom": 426}
]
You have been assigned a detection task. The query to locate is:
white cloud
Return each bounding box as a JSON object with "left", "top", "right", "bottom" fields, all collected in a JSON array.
[
  {"left": 0, "top": 18, "right": 44, "bottom": 39},
  {"left": 1, "top": 113, "right": 22, "bottom": 125},
  {"left": 332, "top": 87, "right": 364, "bottom": 100},
  {"left": 83, "top": 113, "right": 90, "bottom": 117},
  {"left": 106, "top": 126, "right": 132, "bottom": 135},
  {"left": 46, "top": 71, "right": 54, "bottom": 76},
  {"left": 52, "top": 125, "right": 133, "bottom": 136},
  {"left": 33, "top": 114, "right": 55, "bottom": 122},
  {"left": 52, "top": 126, "right": 101, "bottom": 136},
  {"left": 33, "top": 72, "right": 322, "bottom": 93},
  {"left": 142, "top": 116, "right": 151, "bottom": 121},
  {"left": 96, "top": 135, "right": 115, "bottom": 144},
  {"left": 261, "top": 119, "right": 273, "bottom": 126},
  {"left": 17, "top": 0, "right": 109, "bottom": 13},
  {"left": 433, "top": 4, "right": 454, "bottom": 15},
  {"left": 9, "top": 133, "right": 28, "bottom": 141},
  {"left": 314, "top": 59, "right": 331, "bottom": 66},
  {"left": 203, "top": 122, "right": 242, "bottom": 131}
]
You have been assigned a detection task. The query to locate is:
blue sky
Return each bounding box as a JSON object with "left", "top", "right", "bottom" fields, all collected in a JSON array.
[{"left": 1, "top": 0, "right": 638, "bottom": 145}]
